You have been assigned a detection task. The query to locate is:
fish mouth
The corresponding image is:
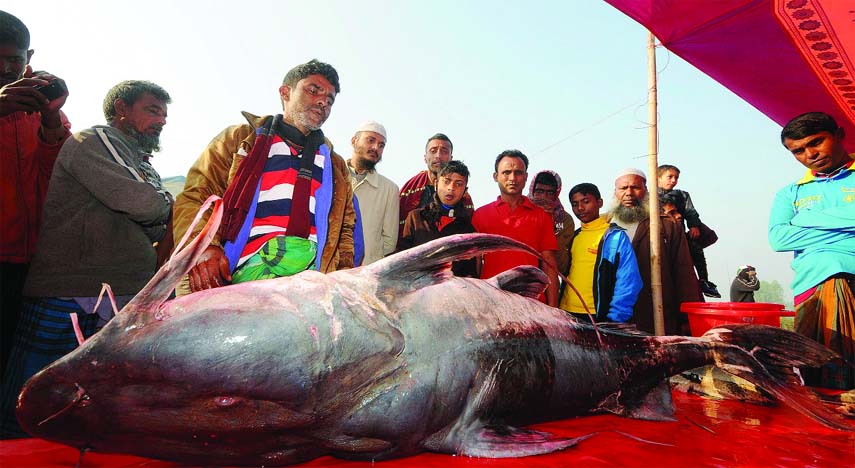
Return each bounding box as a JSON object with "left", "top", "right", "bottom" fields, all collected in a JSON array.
[{"left": 16, "top": 375, "right": 94, "bottom": 446}]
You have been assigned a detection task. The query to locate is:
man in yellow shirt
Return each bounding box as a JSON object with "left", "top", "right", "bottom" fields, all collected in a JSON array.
[{"left": 559, "top": 183, "right": 642, "bottom": 323}]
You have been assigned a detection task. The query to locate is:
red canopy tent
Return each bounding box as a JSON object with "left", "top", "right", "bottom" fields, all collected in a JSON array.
[{"left": 605, "top": 0, "right": 855, "bottom": 153}]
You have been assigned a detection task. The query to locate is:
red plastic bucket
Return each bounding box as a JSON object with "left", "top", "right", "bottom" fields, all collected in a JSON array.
[{"left": 680, "top": 302, "right": 795, "bottom": 337}]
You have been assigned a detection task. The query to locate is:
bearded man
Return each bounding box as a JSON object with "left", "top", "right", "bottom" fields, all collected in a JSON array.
[
  {"left": 347, "top": 121, "right": 399, "bottom": 265},
  {"left": 1, "top": 80, "right": 174, "bottom": 438},
  {"left": 174, "top": 60, "right": 358, "bottom": 292},
  {"left": 609, "top": 168, "right": 700, "bottom": 335},
  {"left": 398, "top": 133, "right": 474, "bottom": 239}
]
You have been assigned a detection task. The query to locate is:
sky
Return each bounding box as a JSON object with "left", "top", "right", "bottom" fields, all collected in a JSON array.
[{"left": 8, "top": 1, "right": 806, "bottom": 302}]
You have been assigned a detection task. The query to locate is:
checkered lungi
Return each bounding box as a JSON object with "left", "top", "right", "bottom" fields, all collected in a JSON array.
[
  {"left": 795, "top": 274, "right": 855, "bottom": 390},
  {"left": 0, "top": 297, "right": 99, "bottom": 438}
]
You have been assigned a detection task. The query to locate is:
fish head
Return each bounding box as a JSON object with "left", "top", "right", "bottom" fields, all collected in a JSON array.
[
  {"left": 14, "top": 267, "right": 400, "bottom": 461},
  {"left": 15, "top": 331, "right": 120, "bottom": 448}
]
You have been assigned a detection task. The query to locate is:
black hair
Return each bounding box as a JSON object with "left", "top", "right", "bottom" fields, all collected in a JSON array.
[
  {"left": 438, "top": 160, "right": 469, "bottom": 181},
  {"left": 103, "top": 80, "right": 172, "bottom": 123},
  {"left": 780, "top": 112, "right": 839, "bottom": 144},
  {"left": 657, "top": 164, "right": 680, "bottom": 176},
  {"left": 425, "top": 133, "right": 453, "bottom": 152},
  {"left": 494, "top": 149, "right": 529, "bottom": 172},
  {"left": 0, "top": 11, "right": 30, "bottom": 49},
  {"left": 533, "top": 171, "right": 558, "bottom": 187},
  {"left": 568, "top": 182, "right": 601, "bottom": 201},
  {"left": 282, "top": 59, "right": 340, "bottom": 94}
]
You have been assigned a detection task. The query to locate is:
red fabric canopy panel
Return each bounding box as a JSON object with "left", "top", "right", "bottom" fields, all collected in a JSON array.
[{"left": 605, "top": 0, "right": 855, "bottom": 152}]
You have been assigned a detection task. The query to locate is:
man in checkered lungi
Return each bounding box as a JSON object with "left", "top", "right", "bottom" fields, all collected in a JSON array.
[{"left": 770, "top": 112, "right": 855, "bottom": 390}]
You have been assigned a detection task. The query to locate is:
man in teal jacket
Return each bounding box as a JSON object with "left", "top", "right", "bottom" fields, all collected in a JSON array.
[{"left": 769, "top": 111, "right": 855, "bottom": 390}]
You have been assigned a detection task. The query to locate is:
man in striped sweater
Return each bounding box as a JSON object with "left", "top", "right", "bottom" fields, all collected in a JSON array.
[{"left": 174, "top": 60, "right": 358, "bottom": 293}]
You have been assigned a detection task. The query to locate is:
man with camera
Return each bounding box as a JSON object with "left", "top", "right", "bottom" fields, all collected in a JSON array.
[{"left": 0, "top": 11, "right": 71, "bottom": 377}]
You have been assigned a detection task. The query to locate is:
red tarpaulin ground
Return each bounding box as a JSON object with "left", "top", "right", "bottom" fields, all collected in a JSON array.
[{"left": 2, "top": 391, "right": 852, "bottom": 467}]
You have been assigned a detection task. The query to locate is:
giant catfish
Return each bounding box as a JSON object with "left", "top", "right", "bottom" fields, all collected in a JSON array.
[{"left": 15, "top": 198, "right": 851, "bottom": 466}]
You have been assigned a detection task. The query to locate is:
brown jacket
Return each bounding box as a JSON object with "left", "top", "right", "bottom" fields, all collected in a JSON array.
[
  {"left": 554, "top": 210, "right": 576, "bottom": 275},
  {"left": 628, "top": 215, "right": 701, "bottom": 335},
  {"left": 173, "top": 113, "right": 356, "bottom": 274}
]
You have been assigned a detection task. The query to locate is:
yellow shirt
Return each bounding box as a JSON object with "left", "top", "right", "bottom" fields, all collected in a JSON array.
[{"left": 559, "top": 216, "right": 609, "bottom": 314}]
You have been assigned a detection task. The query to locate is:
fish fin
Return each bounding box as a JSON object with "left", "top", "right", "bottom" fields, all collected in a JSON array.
[
  {"left": 602, "top": 381, "right": 676, "bottom": 421},
  {"left": 486, "top": 266, "right": 548, "bottom": 299},
  {"left": 424, "top": 358, "right": 590, "bottom": 458},
  {"left": 368, "top": 234, "right": 540, "bottom": 289},
  {"left": 450, "top": 422, "right": 593, "bottom": 458},
  {"left": 117, "top": 196, "right": 223, "bottom": 327},
  {"left": 702, "top": 324, "right": 853, "bottom": 431},
  {"left": 625, "top": 381, "right": 676, "bottom": 421}
]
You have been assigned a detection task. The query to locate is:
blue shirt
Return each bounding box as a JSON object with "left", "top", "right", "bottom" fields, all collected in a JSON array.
[{"left": 768, "top": 158, "right": 855, "bottom": 296}]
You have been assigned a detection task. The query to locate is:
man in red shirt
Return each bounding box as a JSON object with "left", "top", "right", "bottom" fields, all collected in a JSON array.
[
  {"left": 0, "top": 11, "right": 71, "bottom": 376},
  {"left": 473, "top": 150, "right": 559, "bottom": 306}
]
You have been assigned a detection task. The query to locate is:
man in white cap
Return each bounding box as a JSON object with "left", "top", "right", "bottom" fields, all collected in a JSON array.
[
  {"left": 609, "top": 168, "right": 700, "bottom": 335},
  {"left": 348, "top": 121, "right": 399, "bottom": 264}
]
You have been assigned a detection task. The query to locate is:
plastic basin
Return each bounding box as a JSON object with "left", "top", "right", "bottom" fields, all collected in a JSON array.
[{"left": 680, "top": 302, "right": 795, "bottom": 337}]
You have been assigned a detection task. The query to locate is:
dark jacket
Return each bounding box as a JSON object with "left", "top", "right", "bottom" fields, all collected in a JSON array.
[
  {"left": 626, "top": 215, "right": 702, "bottom": 335},
  {"left": 730, "top": 268, "right": 759, "bottom": 302},
  {"left": 397, "top": 195, "right": 477, "bottom": 277}
]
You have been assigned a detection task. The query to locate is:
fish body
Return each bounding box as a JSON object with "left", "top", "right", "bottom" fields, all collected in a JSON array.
[{"left": 15, "top": 200, "right": 849, "bottom": 465}]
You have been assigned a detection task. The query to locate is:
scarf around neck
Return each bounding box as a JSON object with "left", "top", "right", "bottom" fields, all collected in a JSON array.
[
  {"left": 220, "top": 115, "right": 324, "bottom": 242},
  {"left": 528, "top": 169, "right": 567, "bottom": 223}
]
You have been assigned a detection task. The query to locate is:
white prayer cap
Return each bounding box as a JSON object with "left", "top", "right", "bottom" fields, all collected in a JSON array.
[
  {"left": 355, "top": 121, "right": 387, "bottom": 140},
  {"left": 616, "top": 167, "right": 646, "bottom": 181}
]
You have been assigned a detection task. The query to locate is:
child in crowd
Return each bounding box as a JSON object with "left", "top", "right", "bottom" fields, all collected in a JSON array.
[
  {"left": 658, "top": 165, "right": 720, "bottom": 298},
  {"left": 529, "top": 170, "right": 575, "bottom": 275},
  {"left": 397, "top": 161, "right": 477, "bottom": 277},
  {"left": 559, "top": 183, "right": 642, "bottom": 322}
]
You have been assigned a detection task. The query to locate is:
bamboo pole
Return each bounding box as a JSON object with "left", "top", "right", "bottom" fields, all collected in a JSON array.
[{"left": 647, "top": 32, "right": 665, "bottom": 336}]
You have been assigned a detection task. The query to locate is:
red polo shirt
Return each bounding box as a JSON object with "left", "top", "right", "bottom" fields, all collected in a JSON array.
[{"left": 473, "top": 196, "right": 558, "bottom": 280}]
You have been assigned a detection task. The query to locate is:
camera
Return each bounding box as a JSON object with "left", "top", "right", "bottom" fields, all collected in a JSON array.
[{"left": 34, "top": 78, "right": 68, "bottom": 101}]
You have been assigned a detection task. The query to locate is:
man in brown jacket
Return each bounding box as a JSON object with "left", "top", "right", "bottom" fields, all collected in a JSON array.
[
  {"left": 609, "top": 168, "right": 701, "bottom": 335},
  {"left": 173, "top": 60, "right": 357, "bottom": 293}
]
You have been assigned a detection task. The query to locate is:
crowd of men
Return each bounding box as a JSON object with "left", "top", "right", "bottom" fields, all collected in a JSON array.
[{"left": 1, "top": 10, "right": 853, "bottom": 439}]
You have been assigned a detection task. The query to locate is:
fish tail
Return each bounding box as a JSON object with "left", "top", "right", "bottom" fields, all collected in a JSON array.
[{"left": 702, "top": 324, "right": 851, "bottom": 431}]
